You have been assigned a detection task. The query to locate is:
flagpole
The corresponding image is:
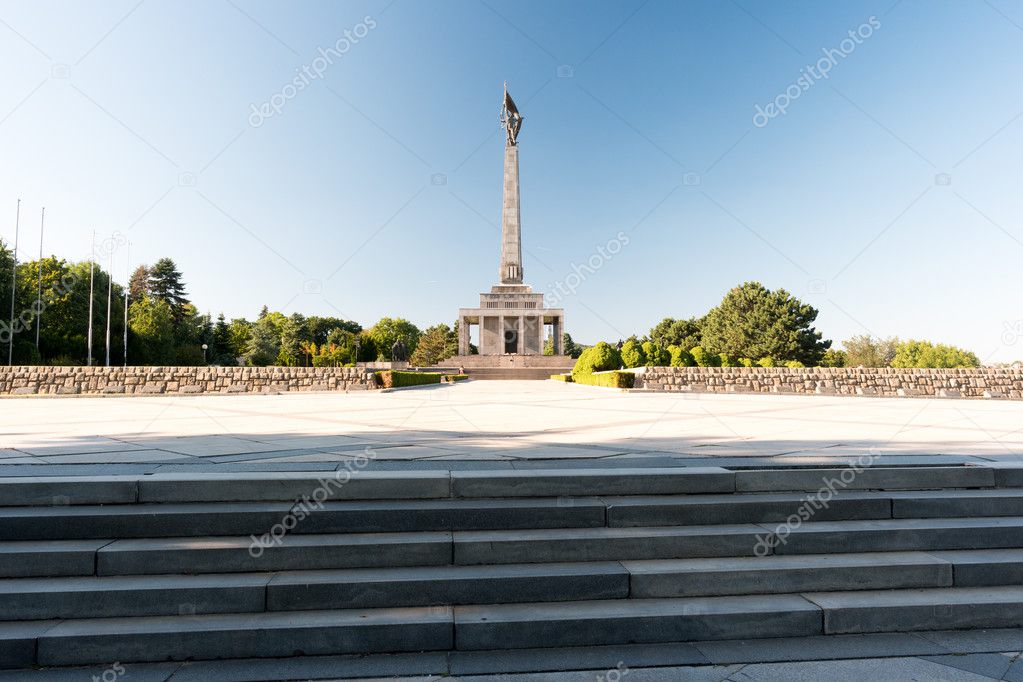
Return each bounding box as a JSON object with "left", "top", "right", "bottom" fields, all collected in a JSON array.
[
  {"left": 7, "top": 199, "right": 20, "bottom": 366},
  {"left": 35, "top": 207, "right": 44, "bottom": 352},
  {"left": 123, "top": 241, "right": 129, "bottom": 367},
  {"left": 87, "top": 231, "right": 94, "bottom": 366},
  {"left": 105, "top": 234, "right": 112, "bottom": 367}
]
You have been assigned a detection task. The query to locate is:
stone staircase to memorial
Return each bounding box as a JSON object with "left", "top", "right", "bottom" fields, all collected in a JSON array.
[{"left": 1, "top": 464, "right": 1023, "bottom": 674}]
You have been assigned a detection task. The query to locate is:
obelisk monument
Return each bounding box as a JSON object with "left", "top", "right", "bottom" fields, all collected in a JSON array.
[
  {"left": 452, "top": 84, "right": 567, "bottom": 363},
  {"left": 499, "top": 83, "right": 524, "bottom": 284}
]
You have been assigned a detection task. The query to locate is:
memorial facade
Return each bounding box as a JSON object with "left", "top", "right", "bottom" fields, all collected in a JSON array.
[{"left": 455, "top": 86, "right": 566, "bottom": 358}]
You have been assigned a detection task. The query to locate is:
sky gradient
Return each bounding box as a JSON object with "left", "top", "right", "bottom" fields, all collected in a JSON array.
[{"left": 1, "top": 0, "right": 1022, "bottom": 361}]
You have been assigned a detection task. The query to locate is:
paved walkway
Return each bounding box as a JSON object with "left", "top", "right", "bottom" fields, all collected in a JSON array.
[{"left": 1, "top": 380, "right": 1020, "bottom": 472}]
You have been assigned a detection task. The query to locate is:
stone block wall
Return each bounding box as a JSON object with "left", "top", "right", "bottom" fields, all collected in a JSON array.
[
  {"left": 635, "top": 367, "right": 1023, "bottom": 399},
  {"left": 0, "top": 366, "right": 377, "bottom": 396}
]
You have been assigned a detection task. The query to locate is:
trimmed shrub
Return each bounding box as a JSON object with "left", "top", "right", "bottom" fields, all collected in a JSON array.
[
  {"left": 738, "top": 357, "right": 754, "bottom": 367},
  {"left": 691, "top": 346, "right": 720, "bottom": 367},
  {"left": 572, "top": 371, "right": 635, "bottom": 389},
  {"left": 757, "top": 357, "right": 776, "bottom": 368},
  {"left": 643, "top": 341, "right": 670, "bottom": 366},
  {"left": 669, "top": 345, "right": 694, "bottom": 367},
  {"left": 719, "top": 353, "right": 737, "bottom": 367},
  {"left": 375, "top": 370, "right": 442, "bottom": 388},
  {"left": 620, "top": 339, "right": 646, "bottom": 368},
  {"left": 550, "top": 373, "right": 574, "bottom": 382},
  {"left": 443, "top": 374, "right": 469, "bottom": 382},
  {"left": 572, "top": 341, "right": 622, "bottom": 376},
  {"left": 784, "top": 360, "right": 805, "bottom": 368}
]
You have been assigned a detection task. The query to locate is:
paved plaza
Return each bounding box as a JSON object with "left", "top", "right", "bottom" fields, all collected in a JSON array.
[{"left": 1, "top": 380, "right": 1021, "bottom": 472}]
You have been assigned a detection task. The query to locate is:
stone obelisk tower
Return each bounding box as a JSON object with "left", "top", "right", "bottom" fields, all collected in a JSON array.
[
  {"left": 499, "top": 84, "right": 524, "bottom": 284},
  {"left": 453, "top": 84, "right": 566, "bottom": 362}
]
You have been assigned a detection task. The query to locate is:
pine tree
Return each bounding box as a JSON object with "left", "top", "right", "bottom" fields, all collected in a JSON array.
[{"left": 147, "top": 258, "right": 189, "bottom": 322}]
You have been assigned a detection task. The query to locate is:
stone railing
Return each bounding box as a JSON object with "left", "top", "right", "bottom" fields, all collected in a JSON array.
[
  {"left": 0, "top": 366, "right": 377, "bottom": 396},
  {"left": 634, "top": 367, "right": 1023, "bottom": 399}
]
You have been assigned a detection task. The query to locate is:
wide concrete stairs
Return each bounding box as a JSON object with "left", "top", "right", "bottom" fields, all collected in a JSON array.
[{"left": 2, "top": 463, "right": 1023, "bottom": 673}]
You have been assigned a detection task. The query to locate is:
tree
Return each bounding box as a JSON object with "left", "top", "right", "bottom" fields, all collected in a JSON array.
[
  {"left": 642, "top": 341, "right": 670, "bottom": 366},
  {"left": 620, "top": 338, "right": 646, "bottom": 368},
  {"left": 147, "top": 258, "right": 189, "bottom": 322},
  {"left": 699, "top": 282, "right": 830, "bottom": 366},
  {"left": 210, "top": 313, "right": 235, "bottom": 365},
  {"left": 129, "top": 265, "right": 151, "bottom": 301},
  {"left": 821, "top": 348, "right": 847, "bottom": 367},
  {"left": 227, "top": 319, "right": 252, "bottom": 361},
  {"left": 410, "top": 324, "right": 457, "bottom": 366},
  {"left": 892, "top": 340, "right": 980, "bottom": 369},
  {"left": 368, "top": 317, "right": 421, "bottom": 360},
  {"left": 244, "top": 316, "right": 280, "bottom": 366},
  {"left": 842, "top": 335, "right": 898, "bottom": 367},
  {"left": 650, "top": 317, "right": 703, "bottom": 350},
  {"left": 276, "top": 313, "right": 307, "bottom": 366},
  {"left": 128, "top": 295, "right": 175, "bottom": 364},
  {"left": 306, "top": 316, "right": 361, "bottom": 345}
]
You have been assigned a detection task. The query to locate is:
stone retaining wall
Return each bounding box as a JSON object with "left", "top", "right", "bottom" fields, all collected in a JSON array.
[
  {"left": 0, "top": 366, "right": 377, "bottom": 396},
  {"left": 635, "top": 367, "right": 1023, "bottom": 399}
]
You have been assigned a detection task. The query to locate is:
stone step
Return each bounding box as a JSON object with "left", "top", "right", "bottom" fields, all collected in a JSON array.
[
  {"left": 0, "top": 498, "right": 606, "bottom": 540},
  {"left": 0, "top": 468, "right": 738, "bottom": 505},
  {"left": 734, "top": 466, "right": 995, "bottom": 492},
  {"left": 0, "top": 573, "right": 269, "bottom": 620},
  {"left": 890, "top": 489, "right": 1023, "bottom": 518},
  {"left": 453, "top": 525, "right": 767, "bottom": 564},
  {"left": 805, "top": 585, "right": 1023, "bottom": 634},
  {"left": 770, "top": 516, "right": 1023, "bottom": 555},
  {"left": 624, "top": 552, "right": 953, "bottom": 597},
  {"left": 266, "top": 562, "right": 629, "bottom": 611},
  {"left": 450, "top": 467, "right": 733, "bottom": 497},
  {"left": 0, "top": 540, "right": 111, "bottom": 578},
  {"left": 97, "top": 531, "right": 453, "bottom": 576},
  {"left": 453, "top": 594, "right": 822, "bottom": 650},
  {"left": 927, "top": 548, "right": 1023, "bottom": 587},
  {"left": 605, "top": 491, "right": 891, "bottom": 527},
  {"left": 4, "top": 606, "right": 453, "bottom": 667}
]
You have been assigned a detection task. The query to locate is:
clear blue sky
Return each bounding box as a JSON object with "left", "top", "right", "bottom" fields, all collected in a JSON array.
[{"left": 2, "top": 0, "right": 1022, "bottom": 361}]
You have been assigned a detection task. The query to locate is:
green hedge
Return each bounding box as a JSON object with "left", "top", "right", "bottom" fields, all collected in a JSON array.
[
  {"left": 443, "top": 374, "right": 469, "bottom": 382},
  {"left": 376, "top": 370, "right": 442, "bottom": 388},
  {"left": 550, "top": 373, "right": 574, "bottom": 382},
  {"left": 571, "top": 370, "right": 635, "bottom": 389}
]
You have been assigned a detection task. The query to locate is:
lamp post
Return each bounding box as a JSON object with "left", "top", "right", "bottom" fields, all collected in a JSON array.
[{"left": 202, "top": 343, "right": 208, "bottom": 364}]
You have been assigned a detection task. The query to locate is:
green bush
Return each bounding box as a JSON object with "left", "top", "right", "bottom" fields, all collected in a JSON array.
[
  {"left": 375, "top": 370, "right": 442, "bottom": 388},
  {"left": 891, "top": 340, "right": 980, "bottom": 369},
  {"left": 550, "top": 373, "right": 574, "bottom": 382},
  {"left": 643, "top": 341, "right": 670, "bottom": 366},
  {"left": 820, "top": 348, "right": 847, "bottom": 367},
  {"left": 571, "top": 371, "right": 635, "bottom": 388},
  {"left": 757, "top": 357, "right": 776, "bottom": 367},
  {"left": 691, "top": 346, "right": 720, "bottom": 367},
  {"left": 572, "top": 341, "right": 622, "bottom": 376},
  {"left": 738, "top": 357, "right": 754, "bottom": 367},
  {"left": 443, "top": 374, "right": 469, "bottom": 382},
  {"left": 719, "top": 353, "right": 737, "bottom": 367},
  {"left": 669, "top": 345, "right": 694, "bottom": 367},
  {"left": 620, "top": 338, "right": 646, "bottom": 368},
  {"left": 784, "top": 360, "right": 805, "bottom": 368}
]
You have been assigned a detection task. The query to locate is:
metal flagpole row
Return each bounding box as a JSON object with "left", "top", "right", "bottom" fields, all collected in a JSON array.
[
  {"left": 35, "top": 207, "right": 43, "bottom": 351},
  {"left": 87, "top": 231, "right": 95, "bottom": 367},
  {"left": 7, "top": 199, "right": 20, "bottom": 366}
]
